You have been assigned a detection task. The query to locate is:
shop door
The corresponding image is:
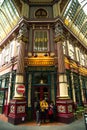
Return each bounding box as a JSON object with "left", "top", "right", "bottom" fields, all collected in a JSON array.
[
  {"left": 3, "top": 88, "right": 8, "bottom": 116},
  {"left": 34, "top": 86, "right": 49, "bottom": 101},
  {"left": 32, "top": 86, "right": 49, "bottom": 119}
]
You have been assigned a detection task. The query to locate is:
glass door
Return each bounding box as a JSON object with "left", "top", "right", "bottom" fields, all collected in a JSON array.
[
  {"left": 34, "top": 86, "right": 49, "bottom": 101},
  {"left": 3, "top": 88, "right": 8, "bottom": 116}
]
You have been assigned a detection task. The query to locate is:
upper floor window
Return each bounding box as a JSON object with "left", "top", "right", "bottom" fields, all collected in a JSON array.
[
  {"left": 69, "top": 43, "right": 75, "bottom": 59},
  {"left": 4, "top": 46, "right": 9, "bottom": 63},
  {"left": 9, "top": 40, "right": 18, "bottom": 58},
  {"left": 63, "top": 41, "right": 67, "bottom": 55},
  {"left": 85, "top": 54, "right": 87, "bottom": 67},
  {"left": 80, "top": 52, "right": 85, "bottom": 66},
  {"left": 35, "top": 9, "right": 47, "bottom": 18},
  {"left": 75, "top": 47, "right": 80, "bottom": 62},
  {"left": 33, "top": 30, "right": 49, "bottom": 52}
]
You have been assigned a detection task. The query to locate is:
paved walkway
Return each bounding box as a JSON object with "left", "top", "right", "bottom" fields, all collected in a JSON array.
[{"left": 0, "top": 114, "right": 86, "bottom": 130}]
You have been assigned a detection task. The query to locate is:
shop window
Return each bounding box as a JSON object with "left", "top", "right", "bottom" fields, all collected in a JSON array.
[
  {"left": 66, "top": 70, "right": 73, "bottom": 99},
  {"left": 1, "top": 79, "right": 5, "bottom": 88},
  {"left": 73, "top": 73, "right": 82, "bottom": 105},
  {"left": 0, "top": 91, "right": 4, "bottom": 113},
  {"left": 5, "top": 77, "right": 9, "bottom": 88},
  {"left": 33, "top": 30, "right": 49, "bottom": 52},
  {"left": 0, "top": 76, "right": 9, "bottom": 88},
  {"left": 35, "top": 8, "right": 47, "bottom": 18},
  {"left": 10, "top": 71, "right": 16, "bottom": 99},
  {"left": 81, "top": 76, "right": 87, "bottom": 102}
]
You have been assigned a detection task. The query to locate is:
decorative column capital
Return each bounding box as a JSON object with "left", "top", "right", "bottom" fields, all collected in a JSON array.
[
  {"left": 54, "top": 22, "right": 65, "bottom": 43},
  {"left": 17, "top": 35, "right": 28, "bottom": 43},
  {"left": 17, "top": 23, "right": 28, "bottom": 43},
  {"left": 54, "top": 35, "right": 65, "bottom": 43}
]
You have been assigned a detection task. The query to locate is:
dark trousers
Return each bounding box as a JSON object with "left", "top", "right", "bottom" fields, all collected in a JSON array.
[
  {"left": 49, "top": 114, "right": 54, "bottom": 122},
  {"left": 41, "top": 111, "right": 46, "bottom": 123}
]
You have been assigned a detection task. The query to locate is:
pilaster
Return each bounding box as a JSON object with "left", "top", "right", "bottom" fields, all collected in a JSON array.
[
  {"left": 14, "top": 39, "right": 25, "bottom": 99},
  {"left": 71, "top": 72, "right": 76, "bottom": 103},
  {"left": 54, "top": 22, "right": 74, "bottom": 123},
  {"left": 8, "top": 23, "right": 28, "bottom": 124},
  {"left": 79, "top": 75, "right": 84, "bottom": 104}
]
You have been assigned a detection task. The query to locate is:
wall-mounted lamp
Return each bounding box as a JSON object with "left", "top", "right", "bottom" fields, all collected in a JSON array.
[
  {"left": 44, "top": 53, "right": 48, "bottom": 56},
  {"left": 34, "top": 53, "right": 38, "bottom": 57},
  {"left": 40, "top": 73, "right": 44, "bottom": 84},
  {"left": 40, "top": 79, "right": 44, "bottom": 84}
]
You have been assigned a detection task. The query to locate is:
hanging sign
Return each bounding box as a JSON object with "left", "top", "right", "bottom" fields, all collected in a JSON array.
[{"left": 16, "top": 85, "right": 25, "bottom": 94}]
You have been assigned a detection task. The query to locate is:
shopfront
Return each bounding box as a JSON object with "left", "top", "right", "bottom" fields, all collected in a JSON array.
[{"left": 26, "top": 66, "right": 57, "bottom": 120}]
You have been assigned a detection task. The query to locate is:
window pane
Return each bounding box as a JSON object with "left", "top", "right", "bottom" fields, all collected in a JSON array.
[
  {"left": 34, "top": 72, "right": 48, "bottom": 84},
  {"left": 35, "top": 9, "right": 47, "bottom": 18},
  {"left": 34, "top": 30, "right": 48, "bottom": 52},
  {"left": 69, "top": 43, "right": 75, "bottom": 59}
]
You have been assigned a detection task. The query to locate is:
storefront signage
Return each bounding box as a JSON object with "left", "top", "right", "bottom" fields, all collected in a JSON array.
[{"left": 16, "top": 85, "right": 25, "bottom": 94}]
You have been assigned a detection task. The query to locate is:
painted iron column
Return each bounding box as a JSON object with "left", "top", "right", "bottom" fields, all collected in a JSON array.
[
  {"left": 8, "top": 22, "right": 28, "bottom": 125},
  {"left": 54, "top": 22, "right": 74, "bottom": 123}
]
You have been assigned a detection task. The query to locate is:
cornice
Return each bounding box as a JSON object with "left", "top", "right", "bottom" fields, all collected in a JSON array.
[{"left": 21, "top": 0, "right": 59, "bottom": 5}]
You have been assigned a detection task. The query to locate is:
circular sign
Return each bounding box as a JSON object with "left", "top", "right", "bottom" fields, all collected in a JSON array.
[{"left": 16, "top": 85, "right": 25, "bottom": 94}]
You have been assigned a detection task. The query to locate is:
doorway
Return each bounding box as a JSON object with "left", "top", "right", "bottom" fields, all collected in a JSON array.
[
  {"left": 32, "top": 85, "right": 49, "bottom": 119},
  {"left": 3, "top": 88, "right": 8, "bottom": 116},
  {"left": 33, "top": 86, "right": 49, "bottom": 101},
  {"left": 32, "top": 72, "right": 49, "bottom": 105}
]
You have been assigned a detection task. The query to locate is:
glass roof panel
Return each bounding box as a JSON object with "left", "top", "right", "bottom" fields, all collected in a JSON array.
[
  {"left": 63, "top": 0, "right": 87, "bottom": 46},
  {"left": 78, "top": 0, "right": 87, "bottom": 14},
  {"left": 0, "top": 0, "right": 20, "bottom": 43}
]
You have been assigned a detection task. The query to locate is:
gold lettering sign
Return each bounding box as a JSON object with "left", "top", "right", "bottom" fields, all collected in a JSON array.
[{"left": 25, "top": 56, "right": 55, "bottom": 66}]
